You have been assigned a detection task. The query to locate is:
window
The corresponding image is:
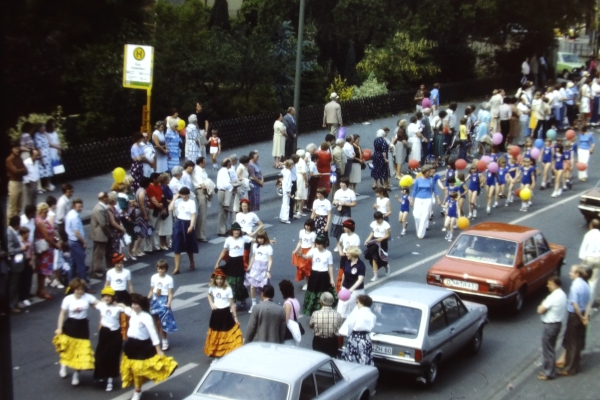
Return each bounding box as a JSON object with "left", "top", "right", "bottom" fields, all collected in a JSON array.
[
  {"left": 534, "top": 233, "right": 550, "bottom": 256},
  {"left": 448, "top": 234, "right": 517, "bottom": 266},
  {"left": 442, "top": 296, "right": 462, "bottom": 324},
  {"left": 456, "top": 296, "right": 469, "bottom": 316},
  {"left": 428, "top": 302, "right": 447, "bottom": 335},
  {"left": 372, "top": 302, "right": 422, "bottom": 337},
  {"left": 522, "top": 238, "right": 537, "bottom": 264},
  {"left": 196, "top": 371, "right": 289, "bottom": 400},
  {"left": 299, "top": 375, "right": 316, "bottom": 400},
  {"left": 314, "top": 362, "right": 341, "bottom": 395}
]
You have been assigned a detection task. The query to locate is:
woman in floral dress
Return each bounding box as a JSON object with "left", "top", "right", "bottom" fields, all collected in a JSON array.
[
  {"left": 35, "top": 202, "right": 60, "bottom": 299},
  {"left": 165, "top": 120, "right": 181, "bottom": 173},
  {"left": 130, "top": 132, "right": 146, "bottom": 192},
  {"left": 185, "top": 115, "right": 201, "bottom": 162},
  {"left": 34, "top": 123, "right": 54, "bottom": 191},
  {"left": 370, "top": 131, "right": 390, "bottom": 190}
]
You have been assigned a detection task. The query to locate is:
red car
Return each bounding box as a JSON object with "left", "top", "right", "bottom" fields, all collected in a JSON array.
[{"left": 426, "top": 222, "right": 566, "bottom": 312}]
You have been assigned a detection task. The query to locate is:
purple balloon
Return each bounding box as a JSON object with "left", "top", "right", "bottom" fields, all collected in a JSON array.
[
  {"left": 481, "top": 155, "right": 491, "bottom": 164},
  {"left": 488, "top": 161, "right": 499, "bottom": 173},
  {"left": 337, "top": 126, "right": 347, "bottom": 139},
  {"left": 530, "top": 147, "right": 541, "bottom": 159},
  {"left": 338, "top": 288, "right": 351, "bottom": 301},
  {"left": 492, "top": 132, "right": 503, "bottom": 145}
]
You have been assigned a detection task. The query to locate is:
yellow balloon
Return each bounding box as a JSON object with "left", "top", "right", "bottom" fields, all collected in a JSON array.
[
  {"left": 519, "top": 188, "right": 532, "bottom": 201},
  {"left": 457, "top": 217, "right": 470, "bottom": 230},
  {"left": 113, "top": 167, "right": 126, "bottom": 183},
  {"left": 399, "top": 176, "right": 413, "bottom": 187},
  {"left": 177, "top": 119, "right": 185, "bottom": 131}
]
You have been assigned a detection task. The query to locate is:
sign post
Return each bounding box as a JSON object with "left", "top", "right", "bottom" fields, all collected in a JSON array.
[{"left": 123, "top": 44, "right": 154, "bottom": 133}]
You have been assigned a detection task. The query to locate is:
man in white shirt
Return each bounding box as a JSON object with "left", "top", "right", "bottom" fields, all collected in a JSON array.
[
  {"left": 181, "top": 160, "right": 195, "bottom": 195},
  {"left": 522, "top": 57, "right": 530, "bottom": 80},
  {"left": 498, "top": 98, "right": 512, "bottom": 152},
  {"left": 579, "top": 219, "right": 600, "bottom": 305},
  {"left": 55, "top": 183, "right": 74, "bottom": 240},
  {"left": 66, "top": 199, "right": 87, "bottom": 281},
  {"left": 216, "top": 158, "right": 234, "bottom": 236},
  {"left": 192, "top": 157, "right": 214, "bottom": 242},
  {"left": 342, "top": 135, "right": 355, "bottom": 179},
  {"left": 537, "top": 275, "right": 568, "bottom": 380},
  {"left": 489, "top": 89, "right": 504, "bottom": 132},
  {"left": 23, "top": 149, "right": 40, "bottom": 207}
]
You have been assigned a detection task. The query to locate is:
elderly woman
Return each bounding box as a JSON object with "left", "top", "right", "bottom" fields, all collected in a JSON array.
[
  {"left": 295, "top": 149, "right": 308, "bottom": 216},
  {"left": 407, "top": 116, "right": 423, "bottom": 170},
  {"left": 168, "top": 187, "right": 198, "bottom": 274},
  {"left": 247, "top": 151, "right": 264, "bottom": 211},
  {"left": 20, "top": 122, "right": 36, "bottom": 160},
  {"left": 348, "top": 135, "right": 364, "bottom": 193},
  {"left": 341, "top": 294, "right": 376, "bottom": 365},
  {"left": 185, "top": 114, "right": 201, "bottom": 162},
  {"left": 34, "top": 202, "right": 61, "bottom": 299},
  {"left": 272, "top": 113, "right": 287, "bottom": 168},
  {"left": 316, "top": 142, "right": 332, "bottom": 196},
  {"left": 141, "top": 132, "right": 156, "bottom": 178},
  {"left": 130, "top": 132, "right": 147, "bottom": 192},
  {"left": 165, "top": 120, "right": 180, "bottom": 173},
  {"left": 116, "top": 179, "right": 140, "bottom": 260},
  {"left": 410, "top": 165, "right": 440, "bottom": 239},
  {"left": 392, "top": 120, "right": 408, "bottom": 179},
  {"left": 134, "top": 177, "right": 153, "bottom": 257},
  {"left": 107, "top": 192, "right": 126, "bottom": 256},
  {"left": 371, "top": 130, "right": 390, "bottom": 190},
  {"left": 158, "top": 173, "right": 174, "bottom": 249},
  {"left": 34, "top": 123, "right": 54, "bottom": 191},
  {"left": 152, "top": 121, "right": 169, "bottom": 173}
]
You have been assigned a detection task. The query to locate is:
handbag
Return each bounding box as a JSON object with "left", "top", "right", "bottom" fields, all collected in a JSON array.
[
  {"left": 284, "top": 301, "right": 305, "bottom": 342},
  {"left": 51, "top": 158, "right": 65, "bottom": 174},
  {"left": 34, "top": 239, "right": 49, "bottom": 254}
]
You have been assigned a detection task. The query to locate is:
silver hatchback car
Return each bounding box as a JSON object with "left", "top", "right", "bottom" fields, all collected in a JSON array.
[{"left": 339, "top": 282, "right": 488, "bottom": 386}]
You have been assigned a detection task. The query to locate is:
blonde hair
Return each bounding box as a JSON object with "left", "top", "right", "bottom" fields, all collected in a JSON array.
[
  {"left": 209, "top": 274, "right": 229, "bottom": 288},
  {"left": 36, "top": 202, "right": 49, "bottom": 214},
  {"left": 345, "top": 246, "right": 361, "bottom": 259}
]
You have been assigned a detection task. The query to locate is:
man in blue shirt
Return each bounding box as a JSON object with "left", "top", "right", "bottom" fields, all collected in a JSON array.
[
  {"left": 430, "top": 83, "right": 440, "bottom": 114},
  {"left": 65, "top": 199, "right": 87, "bottom": 281},
  {"left": 558, "top": 265, "right": 591, "bottom": 376}
]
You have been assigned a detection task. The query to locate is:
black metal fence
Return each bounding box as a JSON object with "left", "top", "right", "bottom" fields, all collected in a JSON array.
[{"left": 57, "top": 75, "right": 518, "bottom": 182}]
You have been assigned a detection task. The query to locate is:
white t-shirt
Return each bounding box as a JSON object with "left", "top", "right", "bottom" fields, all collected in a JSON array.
[
  {"left": 333, "top": 188, "right": 356, "bottom": 204},
  {"left": 299, "top": 230, "right": 317, "bottom": 249},
  {"left": 95, "top": 302, "right": 123, "bottom": 331},
  {"left": 339, "top": 233, "right": 361, "bottom": 253},
  {"left": 224, "top": 236, "right": 252, "bottom": 258},
  {"left": 106, "top": 268, "right": 131, "bottom": 291},
  {"left": 252, "top": 243, "right": 273, "bottom": 262},
  {"left": 307, "top": 248, "right": 333, "bottom": 272},
  {"left": 370, "top": 220, "right": 391, "bottom": 238},
  {"left": 175, "top": 198, "right": 196, "bottom": 221},
  {"left": 312, "top": 198, "right": 332, "bottom": 216},
  {"left": 125, "top": 309, "right": 160, "bottom": 345},
  {"left": 150, "top": 273, "right": 174, "bottom": 296},
  {"left": 541, "top": 288, "right": 568, "bottom": 324},
  {"left": 235, "top": 212, "right": 260, "bottom": 234},
  {"left": 376, "top": 197, "right": 390, "bottom": 214},
  {"left": 209, "top": 286, "right": 233, "bottom": 309},
  {"left": 47, "top": 131, "right": 61, "bottom": 160},
  {"left": 61, "top": 293, "right": 97, "bottom": 320}
]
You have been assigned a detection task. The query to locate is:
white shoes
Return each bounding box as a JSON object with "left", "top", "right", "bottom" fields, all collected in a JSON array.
[
  {"left": 467, "top": 212, "right": 472, "bottom": 219},
  {"left": 59, "top": 364, "right": 67, "bottom": 378},
  {"left": 302, "top": 284, "right": 307, "bottom": 291},
  {"left": 23, "top": 299, "right": 31, "bottom": 307},
  {"left": 162, "top": 340, "right": 169, "bottom": 351},
  {"left": 71, "top": 372, "right": 79, "bottom": 386},
  {"left": 106, "top": 378, "right": 113, "bottom": 392},
  {"left": 551, "top": 191, "right": 557, "bottom": 198},
  {"left": 473, "top": 209, "right": 477, "bottom": 218},
  {"left": 493, "top": 202, "right": 498, "bottom": 208},
  {"left": 280, "top": 219, "right": 291, "bottom": 224},
  {"left": 401, "top": 228, "right": 406, "bottom": 236},
  {"left": 486, "top": 207, "right": 491, "bottom": 214},
  {"left": 441, "top": 227, "right": 447, "bottom": 232},
  {"left": 50, "top": 279, "right": 64, "bottom": 289},
  {"left": 370, "top": 274, "right": 378, "bottom": 282},
  {"left": 132, "top": 391, "right": 142, "bottom": 400}
]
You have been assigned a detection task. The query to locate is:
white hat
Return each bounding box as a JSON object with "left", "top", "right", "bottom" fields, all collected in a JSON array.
[
  {"left": 330, "top": 92, "right": 339, "bottom": 99},
  {"left": 376, "top": 129, "right": 386, "bottom": 137},
  {"left": 567, "top": 82, "right": 575, "bottom": 88}
]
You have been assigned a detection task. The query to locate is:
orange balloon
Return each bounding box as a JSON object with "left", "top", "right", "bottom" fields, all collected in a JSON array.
[
  {"left": 576, "top": 162, "right": 587, "bottom": 171},
  {"left": 515, "top": 188, "right": 521, "bottom": 198},
  {"left": 476, "top": 160, "right": 487, "bottom": 171},
  {"left": 457, "top": 217, "right": 470, "bottom": 230},
  {"left": 455, "top": 159, "right": 467, "bottom": 170},
  {"left": 362, "top": 148, "right": 372, "bottom": 161},
  {"left": 566, "top": 130, "right": 576, "bottom": 141},
  {"left": 509, "top": 146, "right": 521, "bottom": 157},
  {"left": 408, "top": 159, "right": 420, "bottom": 169}
]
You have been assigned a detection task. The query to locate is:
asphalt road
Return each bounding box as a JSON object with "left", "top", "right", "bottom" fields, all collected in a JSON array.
[{"left": 10, "top": 149, "right": 599, "bottom": 400}]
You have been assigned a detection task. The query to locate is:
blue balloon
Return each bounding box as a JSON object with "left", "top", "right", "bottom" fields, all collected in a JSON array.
[
  {"left": 534, "top": 139, "right": 544, "bottom": 149},
  {"left": 546, "top": 129, "right": 557, "bottom": 140}
]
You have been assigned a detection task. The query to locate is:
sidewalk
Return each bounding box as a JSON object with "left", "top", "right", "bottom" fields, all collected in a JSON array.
[{"left": 33, "top": 101, "right": 475, "bottom": 225}]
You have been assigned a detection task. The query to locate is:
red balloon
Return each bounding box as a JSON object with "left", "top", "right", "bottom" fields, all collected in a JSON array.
[
  {"left": 408, "top": 159, "right": 420, "bottom": 169},
  {"left": 476, "top": 160, "right": 487, "bottom": 171},
  {"left": 509, "top": 146, "right": 521, "bottom": 157},
  {"left": 566, "top": 130, "right": 576, "bottom": 141},
  {"left": 515, "top": 188, "right": 521, "bottom": 198},
  {"left": 517, "top": 154, "right": 523, "bottom": 164},
  {"left": 576, "top": 162, "right": 587, "bottom": 171},
  {"left": 362, "top": 148, "right": 372, "bottom": 161},
  {"left": 455, "top": 159, "right": 467, "bottom": 170}
]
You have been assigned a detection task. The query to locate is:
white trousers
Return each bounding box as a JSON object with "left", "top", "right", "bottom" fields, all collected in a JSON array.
[
  {"left": 413, "top": 197, "right": 432, "bottom": 239},
  {"left": 279, "top": 194, "right": 290, "bottom": 221},
  {"left": 578, "top": 148, "right": 589, "bottom": 179}
]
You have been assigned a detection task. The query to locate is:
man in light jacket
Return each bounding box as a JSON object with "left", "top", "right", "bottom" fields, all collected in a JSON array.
[
  {"left": 192, "top": 156, "right": 214, "bottom": 242},
  {"left": 323, "top": 93, "right": 343, "bottom": 135},
  {"left": 245, "top": 284, "right": 287, "bottom": 344},
  {"left": 90, "top": 192, "right": 111, "bottom": 278},
  {"left": 331, "top": 139, "right": 347, "bottom": 194}
]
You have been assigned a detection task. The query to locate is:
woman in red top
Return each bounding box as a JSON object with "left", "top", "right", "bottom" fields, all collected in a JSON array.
[
  {"left": 316, "top": 142, "right": 332, "bottom": 196},
  {"left": 144, "top": 173, "right": 164, "bottom": 252}
]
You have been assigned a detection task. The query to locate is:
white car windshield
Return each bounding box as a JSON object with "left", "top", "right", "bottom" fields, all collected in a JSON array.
[
  {"left": 562, "top": 54, "right": 581, "bottom": 63},
  {"left": 197, "top": 371, "right": 289, "bottom": 399},
  {"left": 372, "top": 302, "right": 422, "bottom": 338},
  {"left": 447, "top": 234, "right": 517, "bottom": 267}
]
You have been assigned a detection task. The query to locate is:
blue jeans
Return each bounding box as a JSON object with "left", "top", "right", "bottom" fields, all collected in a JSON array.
[
  {"left": 68, "top": 240, "right": 87, "bottom": 281},
  {"left": 592, "top": 97, "right": 600, "bottom": 123},
  {"left": 553, "top": 107, "right": 562, "bottom": 129}
]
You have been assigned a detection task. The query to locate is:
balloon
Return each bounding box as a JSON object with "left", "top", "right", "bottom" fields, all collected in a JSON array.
[
  {"left": 338, "top": 288, "right": 351, "bottom": 301},
  {"left": 515, "top": 188, "right": 521, "bottom": 198},
  {"left": 492, "top": 132, "right": 503, "bottom": 145},
  {"left": 362, "top": 148, "right": 372, "bottom": 161},
  {"left": 566, "top": 130, "right": 576, "bottom": 140},
  {"left": 509, "top": 146, "right": 521, "bottom": 157},
  {"left": 534, "top": 139, "right": 544, "bottom": 149},
  {"left": 112, "top": 167, "right": 126, "bottom": 183},
  {"left": 400, "top": 175, "right": 413, "bottom": 187},
  {"left": 520, "top": 188, "right": 532, "bottom": 201},
  {"left": 177, "top": 119, "right": 185, "bottom": 131},
  {"left": 488, "top": 162, "right": 499, "bottom": 173},
  {"left": 546, "top": 129, "right": 557, "bottom": 140},
  {"left": 337, "top": 126, "right": 347, "bottom": 139},
  {"left": 476, "top": 160, "right": 487, "bottom": 171},
  {"left": 481, "top": 155, "right": 491, "bottom": 164},
  {"left": 457, "top": 217, "right": 470, "bottom": 230},
  {"left": 530, "top": 147, "right": 540, "bottom": 159},
  {"left": 517, "top": 154, "right": 523, "bottom": 164},
  {"left": 455, "top": 159, "right": 467, "bottom": 170},
  {"left": 576, "top": 162, "right": 587, "bottom": 171},
  {"left": 408, "top": 159, "right": 420, "bottom": 169}
]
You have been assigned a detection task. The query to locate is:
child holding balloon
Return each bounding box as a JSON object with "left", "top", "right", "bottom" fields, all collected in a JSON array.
[
  {"left": 506, "top": 155, "right": 521, "bottom": 203},
  {"left": 466, "top": 164, "right": 484, "bottom": 219},
  {"left": 496, "top": 158, "right": 509, "bottom": 206},
  {"left": 563, "top": 141, "right": 574, "bottom": 189},
  {"left": 394, "top": 187, "right": 411, "bottom": 236},
  {"left": 456, "top": 173, "right": 468, "bottom": 217},
  {"left": 444, "top": 191, "right": 461, "bottom": 241},
  {"left": 577, "top": 126, "right": 595, "bottom": 181},
  {"left": 551, "top": 144, "right": 565, "bottom": 197},
  {"left": 519, "top": 158, "right": 536, "bottom": 211},
  {"left": 540, "top": 138, "right": 554, "bottom": 190}
]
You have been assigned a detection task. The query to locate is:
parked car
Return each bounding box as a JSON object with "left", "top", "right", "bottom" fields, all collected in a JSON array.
[
  {"left": 556, "top": 52, "right": 586, "bottom": 79},
  {"left": 427, "top": 222, "right": 566, "bottom": 312},
  {"left": 579, "top": 179, "right": 600, "bottom": 223},
  {"left": 338, "top": 282, "right": 487, "bottom": 386},
  {"left": 184, "top": 342, "right": 378, "bottom": 400}
]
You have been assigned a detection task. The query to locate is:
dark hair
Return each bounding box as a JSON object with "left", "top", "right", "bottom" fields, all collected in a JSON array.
[
  {"left": 548, "top": 275, "right": 561, "bottom": 287},
  {"left": 130, "top": 293, "right": 150, "bottom": 312},
  {"left": 240, "top": 155, "right": 250, "bottom": 164},
  {"left": 140, "top": 177, "right": 151, "bottom": 189},
  {"left": 11, "top": 139, "right": 21, "bottom": 148},
  {"left": 449, "top": 191, "right": 459, "bottom": 199},
  {"left": 448, "top": 176, "right": 456, "bottom": 185},
  {"left": 581, "top": 126, "right": 588, "bottom": 133},
  {"left": 311, "top": 153, "right": 319, "bottom": 162},
  {"left": 196, "top": 156, "right": 206, "bottom": 165},
  {"left": 18, "top": 226, "right": 30, "bottom": 236},
  {"left": 316, "top": 187, "right": 327, "bottom": 196},
  {"left": 9, "top": 215, "right": 20, "bottom": 228},
  {"left": 156, "top": 259, "right": 169, "bottom": 271},
  {"left": 449, "top": 102, "right": 457, "bottom": 111},
  {"left": 183, "top": 160, "right": 195, "bottom": 169},
  {"left": 555, "top": 144, "right": 564, "bottom": 153},
  {"left": 178, "top": 186, "right": 191, "bottom": 196},
  {"left": 22, "top": 122, "right": 34, "bottom": 133},
  {"left": 410, "top": 116, "right": 418, "bottom": 123},
  {"left": 72, "top": 198, "right": 83, "bottom": 206},
  {"left": 325, "top": 133, "right": 336, "bottom": 143},
  {"left": 46, "top": 195, "right": 57, "bottom": 207},
  {"left": 249, "top": 150, "right": 258, "bottom": 159},
  {"left": 339, "top": 176, "right": 349, "bottom": 185},
  {"left": 416, "top": 111, "right": 423, "bottom": 119},
  {"left": 68, "top": 278, "right": 87, "bottom": 292},
  {"left": 291, "top": 154, "right": 300, "bottom": 162},
  {"left": 171, "top": 108, "right": 178, "bottom": 115},
  {"left": 438, "top": 110, "right": 447, "bottom": 118},
  {"left": 45, "top": 119, "right": 56, "bottom": 131},
  {"left": 262, "top": 284, "right": 275, "bottom": 298},
  {"left": 374, "top": 211, "right": 384, "bottom": 220},
  {"left": 61, "top": 183, "right": 73, "bottom": 193},
  {"left": 24, "top": 204, "right": 36, "bottom": 218},
  {"left": 279, "top": 279, "right": 295, "bottom": 299},
  {"left": 132, "top": 131, "right": 144, "bottom": 143},
  {"left": 150, "top": 172, "right": 161, "bottom": 181},
  {"left": 357, "top": 294, "right": 373, "bottom": 307},
  {"left": 304, "top": 218, "right": 315, "bottom": 231}
]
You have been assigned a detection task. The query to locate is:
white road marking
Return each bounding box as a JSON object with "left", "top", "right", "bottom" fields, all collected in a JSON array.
[
  {"left": 262, "top": 223, "right": 273, "bottom": 229},
  {"left": 355, "top": 195, "right": 370, "bottom": 201},
  {"left": 109, "top": 362, "right": 199, "bottom": 400},
  {"left": 209, "top": 237, "right": 226, "bottom": 244},
  {"left": 128, "top": 262, "right": 149, "bottom": 273},
  {"left": 165, "top": 252, "right": 175, "bottom": 257}
]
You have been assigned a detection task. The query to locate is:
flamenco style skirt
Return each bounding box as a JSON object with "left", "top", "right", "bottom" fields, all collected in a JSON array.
[
  {"left": 94, "top": 327, "right": 123, "bottom": 379},
  {"left": 203, "top": 307, "right": 243, "bottom": 358},
  {"left": 244, "top": 260, "right": 269, "bottom": 288},
  {"left": 150, "top": 295, "right": 178, "bottom": 333},
  {"left": 53, "top": 318, "right": 95, "bottom": 370},
  {"left": 121, "top": 338, "right": 178, "bottom": 388},
  {"left": 341, "top": 331, "right": 374, "bottom": 366},
  {"left": 301, "top": 270, "right": 338, "bottom": 316},
  {"left": 329, "top": 206, "right": 351, "bottom": 241},
  {"left": 221, "top": 256, "right": 249, "bottom": 302},
  {"left": 335, "top": 256, "right": 347, "bottom": 292},
  {"left": 292, "top": 247, "right": 313, "bottom": 281}
]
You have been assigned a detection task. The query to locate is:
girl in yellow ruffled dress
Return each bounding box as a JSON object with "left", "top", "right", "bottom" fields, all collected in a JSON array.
[
  {"left": 53, "top": 278, "right": 99, "bottom": 386},
  {"left": 119, "top": 293, "right": 177, "bottom": 400}
]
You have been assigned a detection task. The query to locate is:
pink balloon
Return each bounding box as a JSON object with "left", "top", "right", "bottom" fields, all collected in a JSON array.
[
  {"left": 488, "top": 161, "right": 498, "bottom": 173},
  {"left": 492, "top": 132, "right": 503, "bottom": 145},
  {"left": 338, "top": 288, "right": 351, "bottom": 301},
  {"left": 530, "top": 147, "right": 540, "bottom": 159},
  {"left": 481, "top": 155, "right": 491, "bottom": 164}
]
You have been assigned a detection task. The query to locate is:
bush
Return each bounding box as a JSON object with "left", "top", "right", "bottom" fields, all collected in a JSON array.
[
  {"left": 353, "top": 73, "right": 388, "bottom": 99},
  {"left": 325, "top": 75, "right": 354, "bottom": 102}
]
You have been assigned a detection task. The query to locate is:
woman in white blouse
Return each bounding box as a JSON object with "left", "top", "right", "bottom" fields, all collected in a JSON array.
[
  {"left": 341, "top": 294, "right": 377, "bottom": 365},
  {"left": 407, "top": 115, "right": 423, "bottom": 167},
  {"left": 300, "top": 235, "right": 337, "bottom": 316},
  {"left": 93, "top": 287, "right": 124, "bottom": 391},
  {"left": 279, "top": 159, "right": 294, "bottom": 224},
  {"left": 272, "top": 113, "right": 287, "bottom": 168},
  {"left": 168, "top": 187, "right": 198, "bottom": 274}
]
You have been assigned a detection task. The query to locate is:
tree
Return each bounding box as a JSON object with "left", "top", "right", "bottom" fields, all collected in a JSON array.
[
  {"left": 344, "top": 42, "right": 358, "bottom": 86},
  {"left": 210, "top": 0, "right": 231, "bottom": 31}
]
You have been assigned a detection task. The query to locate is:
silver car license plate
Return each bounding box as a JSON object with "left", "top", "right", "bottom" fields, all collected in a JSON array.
[
  {"left": 443, "top": 278, "right": 479, "bottom": 291},
  {"left": 373, "top": 345, "right": 393, "bottom": 355}
]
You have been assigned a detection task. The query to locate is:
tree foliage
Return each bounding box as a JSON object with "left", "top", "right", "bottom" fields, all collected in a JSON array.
[{"left": 353, "top": 73, "right": 388, "bottom": 99}]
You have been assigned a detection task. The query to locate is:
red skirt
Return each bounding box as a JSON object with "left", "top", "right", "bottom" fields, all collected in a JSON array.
[{"left": 292, "top": 248, "right": 312, "bottom": 281}]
